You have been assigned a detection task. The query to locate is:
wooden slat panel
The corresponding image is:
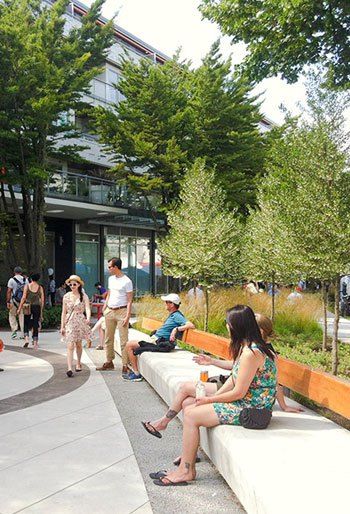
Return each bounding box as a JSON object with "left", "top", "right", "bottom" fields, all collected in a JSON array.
[
  {"left": 185, "top": 329, "right": 231, "bottom": 359},
  {"left": 140, "top": 317, "right": 350, "bottom": 418},
  {"left": 141, "top": 317, "right": 162, "bottom": 332},
  {"left": 278, "top": 357, "right": 350, "bottom": 419}
]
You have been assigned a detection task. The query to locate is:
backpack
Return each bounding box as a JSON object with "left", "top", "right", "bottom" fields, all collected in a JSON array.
[{"left": 12, "top": 277, "right": 25, "bottom": 304}]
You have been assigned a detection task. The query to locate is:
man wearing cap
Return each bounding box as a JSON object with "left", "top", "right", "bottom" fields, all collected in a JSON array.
[
  {"left": 6, "top": 266, "right": 28, "bottom": 339},
  {"left": 96, "top": 257, "right": 133, "bottom": 374},
  {"left": 124, "top": 294, "right": 195, "bottom": 381}
]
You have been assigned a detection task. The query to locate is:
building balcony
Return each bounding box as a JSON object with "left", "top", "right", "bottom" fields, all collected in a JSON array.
[{"left": 46, "top": 170, "right": 151, "bottom": 211}]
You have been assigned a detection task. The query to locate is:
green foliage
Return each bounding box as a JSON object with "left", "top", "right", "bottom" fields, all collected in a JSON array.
[
  {"left": 94, "top": 42, "right": 265, "bottom": 214},
  {"left": 159, "top": 159, "right": 242, "bottom": 287},
  {"left": 0, "top": 0, "right": 114, "bottom": 271},
  {"left": 199, "top": 0, "right": 350, "bottom": 88},
  {"left": 0, "top": 305, "right": 62, "bottom": 329}
]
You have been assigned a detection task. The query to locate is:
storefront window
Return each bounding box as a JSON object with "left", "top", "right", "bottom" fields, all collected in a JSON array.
[
  {"left": 75, "top": 231, "right": 99, "bottom": 297},
  {"left": 136, "top": 239, "right": 150, "bottom": 295}
]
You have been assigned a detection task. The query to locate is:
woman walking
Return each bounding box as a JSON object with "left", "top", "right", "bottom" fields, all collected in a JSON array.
[
  {"left": 61, "top": 275, "right": 91, "bottom": 377},
  {"left": 18, "top": 273, "right": 44, "bottom": 350}
]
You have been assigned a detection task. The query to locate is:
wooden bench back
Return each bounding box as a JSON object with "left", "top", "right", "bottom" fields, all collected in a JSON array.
[{"left": 140, "top": 317, "right": 350, "bottom": 419}]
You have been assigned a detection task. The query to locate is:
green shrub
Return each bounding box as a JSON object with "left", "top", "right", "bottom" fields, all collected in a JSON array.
[{"left": 0, "top": 305, "right": 62, "bottom": 329}]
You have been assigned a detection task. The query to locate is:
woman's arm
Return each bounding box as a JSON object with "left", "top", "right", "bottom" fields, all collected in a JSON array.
[
  {"left": 40, "top": 286, "right": 45, "bottom": 310},
  {"left": 84, "top": 294, "right": 91, "bottom": 323},
  {"left": 60, "top": 296, "right": 67, "bottom": 334},
  {"left": 193, "top": 354, "right": 233, "bottom": 370},
  {"left": 197, "top": 349, "right": 263, "bottom": 404},
  {"left": 17, "top": 285, "right": 28, "bottom": 312}
]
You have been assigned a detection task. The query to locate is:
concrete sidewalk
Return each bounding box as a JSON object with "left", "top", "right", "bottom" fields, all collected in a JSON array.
[
  {"left": 0, "top": 330, "right": 152, "bottom": 514},
  {"left": 319, "top": 311, "right": 350, "bottom": 343}
]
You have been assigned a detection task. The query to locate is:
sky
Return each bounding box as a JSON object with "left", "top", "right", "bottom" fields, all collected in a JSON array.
[{"left": 85, "top": 0, "right": 307, "bottom": 124}]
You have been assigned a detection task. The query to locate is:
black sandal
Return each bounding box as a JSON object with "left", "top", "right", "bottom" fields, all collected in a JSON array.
[
  {"left": 141, "top": 421, "right": 162, "bottom": 439},
  {"left": 75, "top": 366, "right": 82, "bottom": 372},
  {"left": 66, "top": 370, "right": 73, "bottom": 378},
  {"left": 153, "top": 477, "right": 188, "bottom": 487},
  {"left": 149, "top": 470, "right": 167, "bottom": 479}
]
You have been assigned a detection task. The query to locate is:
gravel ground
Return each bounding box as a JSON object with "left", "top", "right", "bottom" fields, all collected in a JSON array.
[{"left": 89, "top": 349, "right": 245, "bottom": 514}]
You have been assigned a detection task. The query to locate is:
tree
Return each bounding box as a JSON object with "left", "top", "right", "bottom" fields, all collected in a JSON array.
[
  {"left": 188, "top": 41, "right": 264, "bottom": 213},
  {"left": 260, "top": 123, "right": 350, "bottom": 374},
  {"left": 159, "top": 159, "right": 242, "bottom": 330},
  {"left": 0, "top": 0, "right": 114, "bottom": 272},
  {"left": 94, "top": 42, "right": 265, "bottom": 216},
  {"left": 243, "top": 199, "right": 297, "bottom": 321},
  {"left": 199, "top": 1, "right": 350, "bottom": 88},
  {"left": 94, "top": 56, "right": 193, "bottom": 214}
]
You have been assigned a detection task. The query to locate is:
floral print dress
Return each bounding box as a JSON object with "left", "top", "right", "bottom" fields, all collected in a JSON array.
[
  {"left": 213, "top": 343, "right": 277, "bottom": 425},
  {"left": 63, "top": 292, "right": 91, "bottom": 344}
]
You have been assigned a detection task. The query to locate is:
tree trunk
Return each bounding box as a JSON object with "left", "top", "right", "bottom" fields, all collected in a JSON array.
[
  {"left": 322, "top": 281, "right": 328, "bottom": 351},
  {"left": 332, "top": 276, "right": 340, "bottom": 375},
  {"left": 271, "top": 271, "right": 276, "bottom": 322},
  {"left": 204, "top": 287, "right": 209, "bottom": 332}
]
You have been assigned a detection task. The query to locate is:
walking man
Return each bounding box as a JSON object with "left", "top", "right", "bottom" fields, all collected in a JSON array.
[
  {"left": 6, "top": 266, "right": 27, "bottom": 339},
  {"left": 96, "top": 258, "right": 133, "bottom": 376}
]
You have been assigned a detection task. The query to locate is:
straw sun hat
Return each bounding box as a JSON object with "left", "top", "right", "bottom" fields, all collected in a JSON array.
[{"left": 65, "top": 274, "right": 84, "bottom": 287}]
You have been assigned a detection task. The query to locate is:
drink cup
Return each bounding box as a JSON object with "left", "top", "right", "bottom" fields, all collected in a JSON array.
[{"left": 200, "top": 370, "right": 209, "bottom": 382}]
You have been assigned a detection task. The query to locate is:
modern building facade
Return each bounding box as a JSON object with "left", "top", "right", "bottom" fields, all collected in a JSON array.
[{"left": 0, "top": 0, "right": 274, "bottom": 298}]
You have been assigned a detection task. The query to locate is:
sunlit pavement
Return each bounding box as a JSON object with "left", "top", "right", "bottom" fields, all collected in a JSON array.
[{"left": 0, "top": 331, "right": 152, "bottom": 514}]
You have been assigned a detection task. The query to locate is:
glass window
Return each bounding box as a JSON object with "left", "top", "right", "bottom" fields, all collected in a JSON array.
[
  {"left": 75, "top": 241, "right": 99, "bottom": 297},
  {"left": 136, "top": 239, "right": 150, "bottom": 295},
  {"left": 104, "top": 234, "right": 120, "bottom": 285}
]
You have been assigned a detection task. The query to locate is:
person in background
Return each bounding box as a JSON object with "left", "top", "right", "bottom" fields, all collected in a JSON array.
[
  {"left": 48, "top": 274, "right": 56, "bottom": 307},
  {"left": 187, "top": 285, "right": 204, "bottom": 304},
  {"left": 55, "top": 282, "right": 67, "bottom": 305},
  {"left": 18, "top": 273, "right": 45, "bottom": 350},
  {"left": 60, "top": 275, "right": 91, "bottom": 377},
  {"left": 96, "top": 258, "right": 133, "bottom": 376},
  {"left": 287, "top": 286, "right": 303, "bottom": 302},
  {"left": 93, "top": 282, "right": 107, "bottom": 303},
  {"left": 6, "top": 266, "right": 27, "bottom": 339},
  {"left": 245, "top": 280, "right": 259, "bottom": 295},
  {"left": 91, "top": 315, "right": 106, "bottom": 350}
]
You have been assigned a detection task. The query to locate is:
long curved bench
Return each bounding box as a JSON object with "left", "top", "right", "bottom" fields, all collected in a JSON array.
[{"left": 115, "top": 319, "right": 350, "bottom": 514}]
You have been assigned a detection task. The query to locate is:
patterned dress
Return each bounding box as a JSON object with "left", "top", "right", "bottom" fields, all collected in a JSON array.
[
  {"left": 63, "top": 292, "right": 91, "bottom": 344},
  {"left": 213, "top": 343, "right": 277, "bottom": 425}
]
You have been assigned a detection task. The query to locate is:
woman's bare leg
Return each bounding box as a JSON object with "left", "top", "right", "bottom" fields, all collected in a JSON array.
[
  {"left": 75, "top": 341, "right": 82, "bottom": 370},
  {"left": 148, "top": 382, "right": 217, "bottom": 432},
  {"left": 67, "top": 342, "right": 74, "bottom": 372},
  {"left": 161, "top": 404, "right": 220, "bottom": 484}
]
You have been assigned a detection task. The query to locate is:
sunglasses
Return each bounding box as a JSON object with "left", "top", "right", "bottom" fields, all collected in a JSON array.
[
  {"left": 108, "top": 265, "right": 115, "bottom": 269},
  {"left": 69, "top": 282, "right": 79, "bottom": 287}
]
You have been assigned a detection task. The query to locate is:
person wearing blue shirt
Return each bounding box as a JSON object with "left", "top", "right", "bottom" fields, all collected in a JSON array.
[{"left": 124, "top": 293, "right": 195, "bottom": 382}]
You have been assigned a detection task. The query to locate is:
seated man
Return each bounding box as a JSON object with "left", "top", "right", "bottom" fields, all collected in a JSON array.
[
  {"left": 124, "top": 293, "right": 195, "bottom": 382},
  {"left": 93, "top": 282, "right": 107, "bottom": 303}
]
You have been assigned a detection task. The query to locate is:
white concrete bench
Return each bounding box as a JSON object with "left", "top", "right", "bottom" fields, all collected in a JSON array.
[{"left": 115, "top": 328, "right": 350, "bottom": 514}]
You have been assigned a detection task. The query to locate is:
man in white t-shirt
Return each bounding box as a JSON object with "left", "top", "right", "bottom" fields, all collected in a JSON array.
[
  {"left": 96, "top": 257, "right": 133, "bottom": 374},
  {"left": 6, "top": 266, "right": 27, "bottom": 339}
]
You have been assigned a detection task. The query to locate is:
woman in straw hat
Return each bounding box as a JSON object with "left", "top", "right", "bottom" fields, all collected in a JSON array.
[{"left": 61, "top": 275, "right": 91, "bottom": 377}]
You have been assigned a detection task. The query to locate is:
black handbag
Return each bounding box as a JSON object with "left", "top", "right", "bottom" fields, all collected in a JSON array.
[{"left": 239, "top": 407, "right": 272, "bottom": 429}]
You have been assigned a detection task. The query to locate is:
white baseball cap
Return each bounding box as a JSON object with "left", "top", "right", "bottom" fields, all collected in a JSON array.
[{"left": 161, "top": 293, "right": 181, "bottom": 305}]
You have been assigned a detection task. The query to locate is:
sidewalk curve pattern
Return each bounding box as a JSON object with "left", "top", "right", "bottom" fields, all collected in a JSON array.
[{"left": 0, "top": 345, "right": 90, "bottom": 415}]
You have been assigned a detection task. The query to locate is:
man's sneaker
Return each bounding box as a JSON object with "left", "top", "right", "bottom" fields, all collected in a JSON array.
[
  {"left": 11, "top": 332, "right": 17, "bottom": 339},
  {"left": 123, "top": 372, "right": 143, "bottom": 382},
  {"left": 96, "top": 361, "right": 114, "bottom": 371},
  {"left": 122, "top": 371, "right": 129, "bottom": 379}
]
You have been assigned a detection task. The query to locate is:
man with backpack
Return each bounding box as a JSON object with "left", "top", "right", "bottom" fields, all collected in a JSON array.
[{"left": 6, "top": 266, "right": 27, "bottom": 339}]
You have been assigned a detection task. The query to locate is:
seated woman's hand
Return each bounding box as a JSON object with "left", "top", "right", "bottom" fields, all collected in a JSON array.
[
  {"left": 195, "top": 397, "right": 212, "bottom": 406},
  {"left": 193, "top": 354, "right": 212, "bottom": 366}
]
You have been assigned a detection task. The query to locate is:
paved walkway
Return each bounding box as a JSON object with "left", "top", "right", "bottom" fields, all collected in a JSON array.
[
  {"left": 0, "top": 330, "right": 244, "bottom": 514},
  {"left": 319, "top": 312, "right": 350, "bottom": 343},
  {"left": 0, "top": 331, "right": 151, "bottom": 514}
]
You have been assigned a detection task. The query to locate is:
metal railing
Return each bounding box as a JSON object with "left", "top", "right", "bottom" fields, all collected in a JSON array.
[
  {"left": 88, "top": 78, "right": 121, "bottom": 105},
  {"left": 46, "top": 170, "right": 149, "bottom": 209}
]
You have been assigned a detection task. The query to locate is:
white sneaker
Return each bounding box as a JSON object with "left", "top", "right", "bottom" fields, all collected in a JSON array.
[{"left": 11, "top": 332, "right": 18, "bottom": 339}]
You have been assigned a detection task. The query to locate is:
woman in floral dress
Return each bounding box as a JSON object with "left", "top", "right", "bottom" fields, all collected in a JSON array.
[
  {"left": 151, "top": 304, "right": 277, "bottom": 487},
  {"left": 60, "top": 275, "right": 91, "bottom": 377}
]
